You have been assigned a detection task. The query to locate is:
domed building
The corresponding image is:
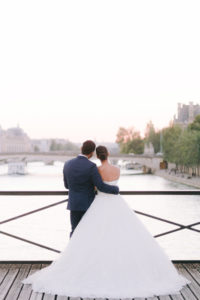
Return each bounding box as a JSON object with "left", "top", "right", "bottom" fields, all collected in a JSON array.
[{"left": 0, "top": 125, "right": 31, "bottom": 152}]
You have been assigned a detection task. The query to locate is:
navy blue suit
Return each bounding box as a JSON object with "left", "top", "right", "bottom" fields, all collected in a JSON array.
[{"left": 63, "top": 155, "right": 119, "bottom": 236}]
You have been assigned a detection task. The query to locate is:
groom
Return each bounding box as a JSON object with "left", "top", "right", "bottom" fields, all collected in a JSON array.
[{"left": 63, "top": 140, "right": 119, "bottom": 237}]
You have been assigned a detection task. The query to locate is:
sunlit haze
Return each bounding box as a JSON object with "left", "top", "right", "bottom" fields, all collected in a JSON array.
[{"left": 0, "top": 0, "right": 200, "bottom": 142}]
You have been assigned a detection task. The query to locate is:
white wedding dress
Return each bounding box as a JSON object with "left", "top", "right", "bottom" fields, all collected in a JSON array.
[{"left": 22, "top": 180, "right": 190, "bottom": 298}]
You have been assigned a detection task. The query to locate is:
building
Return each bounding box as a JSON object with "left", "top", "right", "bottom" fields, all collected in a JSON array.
[
  {"left": 0, "top": 125, "right": 32, "bottom": 153},
  {"left": 0, "top": 126, "right": 4, "bottom": 152},
  {"left": 31, "top": 139, "right": 51, "bottom": 152},
  {"left": 173, "top": 102, "right": 200, "bottom": 127}
]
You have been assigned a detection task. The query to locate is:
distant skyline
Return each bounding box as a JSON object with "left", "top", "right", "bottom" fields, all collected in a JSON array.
[
  {"left": 0, "top": 1, "right": 200, "bottom": 142},
  {"left": 0, "top": 100, "right": 197, "bottom": 143}
]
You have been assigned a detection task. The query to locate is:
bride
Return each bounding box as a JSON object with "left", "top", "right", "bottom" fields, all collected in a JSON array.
[{"left": 22, "top": 145, "right": 190, "bottom": 298}]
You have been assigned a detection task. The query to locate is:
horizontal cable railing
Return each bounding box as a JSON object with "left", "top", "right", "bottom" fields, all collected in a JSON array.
[
  {"left": 0, "top": 191, "right": 200, "bottom": 258},
  {"left": 1, "top": 191, "right": 200, "bottom": 195}
]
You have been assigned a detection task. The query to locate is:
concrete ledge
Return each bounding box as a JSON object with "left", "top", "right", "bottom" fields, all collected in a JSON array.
[{"left": 155, "top": 170, "right": 200, "bottom": 189}]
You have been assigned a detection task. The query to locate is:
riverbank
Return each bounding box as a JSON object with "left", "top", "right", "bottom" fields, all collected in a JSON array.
[{"left": 155, "top": 169, "right": 200, "bottom": 189}]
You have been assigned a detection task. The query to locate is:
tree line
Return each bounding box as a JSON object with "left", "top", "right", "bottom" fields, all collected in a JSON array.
[
  {"left": 116, "top": 115, "right": 200, "bottom": 175},
  {"left": 116, "top": 120, "right": 160, "bottom": 155}
]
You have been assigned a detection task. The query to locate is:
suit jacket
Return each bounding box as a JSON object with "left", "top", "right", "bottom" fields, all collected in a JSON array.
[{"left": 63, "top": 155, "right": 119, "bottom": 211}]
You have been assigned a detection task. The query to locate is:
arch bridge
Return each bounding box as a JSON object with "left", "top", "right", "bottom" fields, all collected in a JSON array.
[{"left": 0, "top": 152, "right": 164, "bottom": 173}]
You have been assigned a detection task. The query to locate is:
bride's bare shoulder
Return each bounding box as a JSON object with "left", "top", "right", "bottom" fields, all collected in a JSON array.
[
  {"left": 98, "top": 164, "right": 120, "bottom": 176},
  {"left": 97, "top": 165, "right": 104, "bottom": 173},
  {"left": 97, "top": 163, "right": 120, "bottom": 181},
  {"left": 112, "top": 165, "right": 120, "bottom": 174}
]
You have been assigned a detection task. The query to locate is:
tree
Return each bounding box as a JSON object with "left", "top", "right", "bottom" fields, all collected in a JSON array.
[
  {"left": 162, "top": 124, "right": 182, "bottom": 163},
  {"left": 144, "top": 121, "right": 161, "bottom": 153},
  {"left": 172, "top": 129, "right": 200, "bottom": 174},
  {"left": 50, "top": 140, "right": 57, "bottom": 151},
  {"left": 116, "top": 127, "right": 134, "bottom": 144},
  {"left": 123, "top": 137, "right": 144, "bottom": 154},
  {"left": 116, "top": 127, "right": 144, "bottom": 154},
  {"left": 50, "top": 140, "right": 78, "bottom": 151},
  {"left": 161, "top": 120, "right": 200, "bottom": 175},
  {"left": 188, "top": 114, "right": 200, "bottom": 131}
]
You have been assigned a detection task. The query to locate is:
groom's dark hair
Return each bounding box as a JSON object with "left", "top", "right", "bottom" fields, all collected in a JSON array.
[{"left": 81, "top": 140, "right": 96, "bottom": 155}]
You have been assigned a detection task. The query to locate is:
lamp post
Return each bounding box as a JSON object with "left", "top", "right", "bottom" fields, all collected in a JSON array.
[{"left": 160, "top": 130, "right": 163, "bottom": 154}]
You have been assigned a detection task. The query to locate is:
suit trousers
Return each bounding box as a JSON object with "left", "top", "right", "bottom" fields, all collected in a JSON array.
[{"left": 70, "top": 210, "right": 86, "bottom": 237}]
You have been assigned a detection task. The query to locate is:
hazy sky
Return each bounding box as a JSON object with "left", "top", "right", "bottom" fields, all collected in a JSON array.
[{"left": 0, "top": 0, "right": 200, "bottom": 142}]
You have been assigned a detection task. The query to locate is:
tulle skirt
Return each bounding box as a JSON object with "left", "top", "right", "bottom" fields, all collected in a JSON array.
[{"left": 22, "top": 192, "right": 190, "bottom": 298}]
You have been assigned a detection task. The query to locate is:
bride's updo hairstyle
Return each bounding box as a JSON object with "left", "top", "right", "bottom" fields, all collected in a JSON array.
[{"left": 96, "top": 145, "right": 108, "bottom": 161}]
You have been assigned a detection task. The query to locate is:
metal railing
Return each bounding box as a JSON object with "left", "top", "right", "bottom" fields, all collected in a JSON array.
[{"left": 0, "top": 191, "right": 200, "bottom": 257}]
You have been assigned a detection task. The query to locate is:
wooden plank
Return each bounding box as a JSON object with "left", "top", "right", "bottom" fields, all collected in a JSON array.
[
  {"left": 0, "top": 264, "right": 21, "bottom": 300},
  {"left": 6, "top": 264, "right": 31, "bottom": 300},
  {"left": 18, "top": 264, "right": 41, "bottom": 300},
  {"left": 42, "top": 264, "right": 50, "bottom": 269},
  {"left": 182, "top": 263, "right": 200, "bottom": 300},
  {"left": 0, "top": 264, "right": 10, "bottom": 285},
  {"left": 179, "top": 286, "right": 197, "bottom": 300},
  {"left": 185, "top": 264, "right": 200, "bottom": 285},
  {"left": 0, "top": 263, "right": 199, "bottom": 300},
  {"left": 43, "top": 293, "right": 56, "bottom": 299},
  {"left": 29, "top": 291, "right": 44, "bottom": 300},
  {"left": 176, "top": 264, "right": 199, "bottom": 300},
  {"left": 171, "top": 264, "right": 192, "bottom": 300},
  {"left": 158, "top": 296, "right": 171, "bottom": 300},
  {"left": 193, "top": 263, "right": 200, "bottom": 274},
  {"left": 170, "top": 293, "right": 185, "bottom": 300}
]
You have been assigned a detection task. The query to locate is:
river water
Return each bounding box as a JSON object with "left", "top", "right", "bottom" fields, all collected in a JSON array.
[{"left": 0, "top": 161, "right": 199, "bottom": 261}]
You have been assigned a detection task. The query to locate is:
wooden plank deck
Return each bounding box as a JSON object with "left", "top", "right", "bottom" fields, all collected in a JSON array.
[{"left": 0, "top": 263, "right": 199, "bottom": 300}]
